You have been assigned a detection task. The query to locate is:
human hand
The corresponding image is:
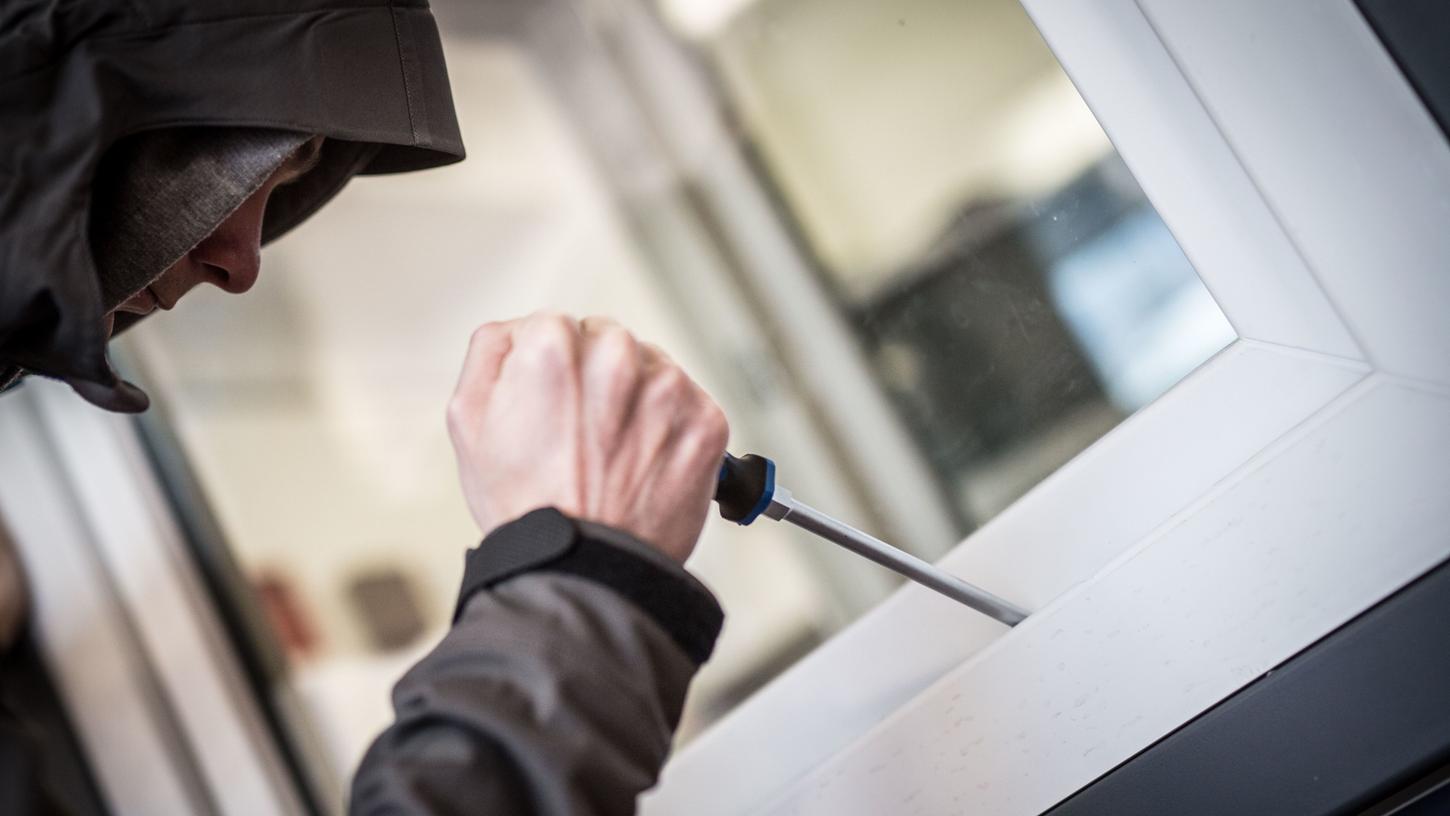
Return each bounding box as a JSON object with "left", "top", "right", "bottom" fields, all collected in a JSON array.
[{"left": 447, "top": 313, "right": 729, "bottom": 564}]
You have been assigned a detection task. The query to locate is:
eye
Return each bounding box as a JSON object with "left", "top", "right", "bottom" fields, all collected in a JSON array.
[{"left": 278, "top": 137, "right": 325, "bottom": 186}]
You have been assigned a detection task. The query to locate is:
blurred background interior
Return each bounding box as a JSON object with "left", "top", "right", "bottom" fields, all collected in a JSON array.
[{"left": 114, "top": 0, "right": 1234, "bottom": 802}]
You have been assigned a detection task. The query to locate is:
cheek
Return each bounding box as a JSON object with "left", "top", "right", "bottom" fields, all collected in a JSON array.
[
  {"left": 152, "top": 256, "right": 203, "bottom": 296},
  {"left": 208, "top": 186, "right": 272, "bottom": 253}
]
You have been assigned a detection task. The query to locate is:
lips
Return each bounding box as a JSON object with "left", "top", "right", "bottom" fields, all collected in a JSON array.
[
  {"left": 115, "top": 285, "right": 159, "bottom": 315},
  {"left": 152, "top": 284, "right": 175, "bottom": 311},
  {"left": 116, "top": 283, "right": 177, "bottom": 315}
]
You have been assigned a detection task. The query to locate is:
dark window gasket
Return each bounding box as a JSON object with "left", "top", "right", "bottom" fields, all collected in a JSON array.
[
  {"left": 1046, "top": 554, "right": 1450, "bottom": 816},
  {"left": 1357, "top": 0, "right": 1450, "bottom": 143}
]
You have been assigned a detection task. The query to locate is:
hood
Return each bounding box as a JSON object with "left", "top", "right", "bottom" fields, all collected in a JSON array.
[{"left": 0, "top": 0, "right": 465, "bottom": 411}]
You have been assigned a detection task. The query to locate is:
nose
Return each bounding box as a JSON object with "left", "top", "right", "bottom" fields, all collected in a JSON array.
[
  {"left": 187, "top": 183, "right": 269, "bottom": 295},
  {"left": 200, "top": 250, "right": 261, "bottom": 295}
]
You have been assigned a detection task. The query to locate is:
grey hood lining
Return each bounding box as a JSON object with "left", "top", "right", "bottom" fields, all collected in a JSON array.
[{"left": 89, "top": 128, "right": 313, "bottom": 314}]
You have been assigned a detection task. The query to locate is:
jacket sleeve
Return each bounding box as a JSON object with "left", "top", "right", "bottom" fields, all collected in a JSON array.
[{"left": 348, "top": 510, "right": 724, "bottom": 816}]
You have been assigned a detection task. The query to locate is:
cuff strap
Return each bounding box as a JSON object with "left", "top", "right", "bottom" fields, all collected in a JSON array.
[{"left": 454, "top": 508, "right": 723, "bottom": 665}]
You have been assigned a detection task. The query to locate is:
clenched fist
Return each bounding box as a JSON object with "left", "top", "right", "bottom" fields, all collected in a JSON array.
[{"left": 446, "top": 314, "right": 730, "bottom": 564}]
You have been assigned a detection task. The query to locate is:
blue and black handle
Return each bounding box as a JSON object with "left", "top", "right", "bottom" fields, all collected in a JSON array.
[{"left": 714, "top": 452, "right": 776, "bottom": 525}]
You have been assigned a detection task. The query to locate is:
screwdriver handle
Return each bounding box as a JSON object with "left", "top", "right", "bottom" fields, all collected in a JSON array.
[{"left": 715, "top": 452, "right": 776, "bottom": 525}]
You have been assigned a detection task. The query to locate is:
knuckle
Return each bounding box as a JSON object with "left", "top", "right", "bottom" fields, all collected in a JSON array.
[
  {"left": 674, "top": 402, "right": 728, "bottom": 463},
  {"left": 676, "top": 431, "right": 709, "bottom": 462},
  {"left": 466, "top": 320, "right": 511, "bottom": 353},
  {"left": 640, "top": 341, "right": 670, "bottom": 368},
  {"left": 658, "top": 366, "right": 690, "bottom": 395},
  {"left": 519, "top": 319, "right": 576, "bottom": 365},
  {"left": 703, "top": 404, "right": 730, "bottom": 445},
  {"left": 690, "top": 411, "right": 729, "bottom": 455},
  {"left": 445, "top": 397, "right": 470, "bottom": 436},
  {"left": 582, "top": 314, "right": 622, "bottom": 332},
  {"left": 469, "top": 322, "right": 502, "bottom": 347},
  {"left": 644, "top": 366, "right": 683, "bottom": 400},
  {"left": 601, "top": 323, "right": 636, "bottom": 346},
  {"left": 541, "top": 316, "right": 577, "bottom": 347},
  {"left": 531, "top": 311, "right": 573, "bottom": 332},
  {"left": 542, "top": 312, "right": 575, "bottom": 331},
  {"left": 593, "top": 326, "right": 638, "bottom": 366}
]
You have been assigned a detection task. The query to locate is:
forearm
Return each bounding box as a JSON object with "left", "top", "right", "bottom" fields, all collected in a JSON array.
[{"left": 349, "top": 512, "right": 722, "bottom": 816}]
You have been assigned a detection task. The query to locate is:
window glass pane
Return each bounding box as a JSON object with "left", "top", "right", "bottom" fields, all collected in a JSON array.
[
  {"left": 668, "top": 0, "right": 1234, "bottom": 522},
  {"left": 118, "top": 0, "right": 1233, "bottom": 795}
]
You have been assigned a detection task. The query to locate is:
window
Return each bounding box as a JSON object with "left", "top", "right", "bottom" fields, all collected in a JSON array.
[
  {"left": 115, "top": 0, "right": 1231, "bottom": 797},
  {"left": 669, "top": 0, "right": 1233, "bottom": 526}
]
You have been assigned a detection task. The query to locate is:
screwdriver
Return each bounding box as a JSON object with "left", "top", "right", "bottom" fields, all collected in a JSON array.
[{"left": 715, "top": 453, "right": 1029, "bottom": 627}]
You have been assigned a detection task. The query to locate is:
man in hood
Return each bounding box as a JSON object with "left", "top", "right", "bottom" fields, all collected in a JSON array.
[{"left": 0, "top": 2, "right": 728, "bottom": 815}]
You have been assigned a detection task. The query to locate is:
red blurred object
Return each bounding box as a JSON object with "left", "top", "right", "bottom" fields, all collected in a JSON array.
[{"left": 254, "top": 571, "right": 319, "bottom": 659}]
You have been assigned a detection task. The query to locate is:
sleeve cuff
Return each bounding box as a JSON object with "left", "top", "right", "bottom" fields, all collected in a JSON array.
[{"left": 454, "top": 508, "right": 724, "bottom": 665}]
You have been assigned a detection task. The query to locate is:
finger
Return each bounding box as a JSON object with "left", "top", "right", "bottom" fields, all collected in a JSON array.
[
  {"left": 451, "top": 319, "right": 518, "bottom": 413},
  {"left": 582, "top": 325, "right": 653, "bottom": 520},
  {"left": 501, "top": 312, "right": 581, "bottom": 387},
  {"left": 621, "top": 363, "right": 693, "bottom": 486},
  {"left": 638, "top": 340, "right": 674, "bottom": 375},
  {"left": 582, "top": 320, "right": 643, "bottom": 439},
  {"left": 654, "top": 408, "right": 730, "bottom": 542},
  {"left": 580, "top": 314, "right": 624, "bottom": 338},
  {"left": 581, "top": 315, "right": 645, "bottom": 411},
  {"left": 492, "top": 314, "right": 584, "bottom": 482},
  {"left": 669, "top": 386, "right": 730, "bottom": 477},
  {"left": 692, "top": 386, "right": 730, "bottom": 458}
]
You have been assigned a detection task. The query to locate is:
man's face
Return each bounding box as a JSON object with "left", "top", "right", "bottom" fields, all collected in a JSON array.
[{"left": 108, "top": 137, "right": 324, "bottom": 332}]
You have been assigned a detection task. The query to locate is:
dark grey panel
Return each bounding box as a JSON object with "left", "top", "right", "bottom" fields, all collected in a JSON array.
[
  {"left": 1046, "top": 557, "right": 1450, "bottom": 816},
  {"left": 1380, "top": 767, "right": 1450, "bottom": 816},
  {"left": 1358, "top": 0, "right": 1450, "bottom": 141}
]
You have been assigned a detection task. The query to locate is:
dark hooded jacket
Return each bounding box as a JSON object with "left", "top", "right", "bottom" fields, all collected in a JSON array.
[
  {"left": 0, "top": 0, "right": 463, "bottom": 408},
  {"left": 1, "top": 2, "right": 724, "bottom": 814}
]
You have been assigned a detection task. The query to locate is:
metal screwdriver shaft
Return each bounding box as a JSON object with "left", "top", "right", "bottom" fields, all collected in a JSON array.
[{"left": 715, "top": 453, "right": 1029, "bottom": 627}]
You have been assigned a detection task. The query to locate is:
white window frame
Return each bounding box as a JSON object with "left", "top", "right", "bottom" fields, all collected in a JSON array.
[
  {"left": 641, "top": 1, "right": 1450, "bottom": 813},
  {"left": 1, "top": 1, "right": 1444, "bottom": 814},
  {"left": 0, "top": 382, "right": 313, "bottom": 816}
]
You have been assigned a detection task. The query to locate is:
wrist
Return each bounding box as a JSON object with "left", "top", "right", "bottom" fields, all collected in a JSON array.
[{"left": 457, "top": 507, "right": 723, "bottom": 664}]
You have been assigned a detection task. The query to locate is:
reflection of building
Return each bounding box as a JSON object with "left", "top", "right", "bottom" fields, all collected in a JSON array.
[
  {"left": 673, "top": 0, "right": 1229, "bottom": 533},
  {"left": 857, "top": 154, "right": 1231, "bottom": 524}
]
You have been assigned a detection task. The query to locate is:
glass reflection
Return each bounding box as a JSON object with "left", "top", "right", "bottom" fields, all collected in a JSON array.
[{"left": 678, "top": 0, "right": 1234, "bottom": 525}]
